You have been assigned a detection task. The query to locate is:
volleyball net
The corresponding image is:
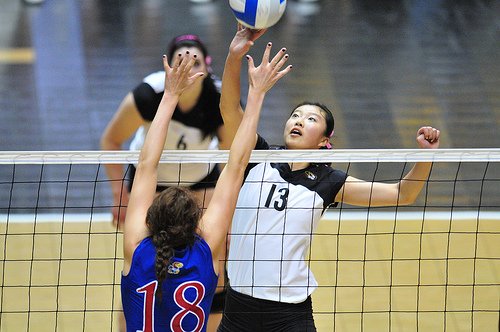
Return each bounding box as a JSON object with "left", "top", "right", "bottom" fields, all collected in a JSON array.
[{"left": 0, "top": 149, "right": 499, "bottom": 331}]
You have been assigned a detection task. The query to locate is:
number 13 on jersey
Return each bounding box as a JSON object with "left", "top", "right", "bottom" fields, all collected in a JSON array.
[{"left": 264, "top": 184, "right": 289, "bottom": 211}]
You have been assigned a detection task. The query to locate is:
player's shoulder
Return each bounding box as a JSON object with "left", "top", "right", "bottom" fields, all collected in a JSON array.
[
  {"left": 142, "top": 71, "right": 165, "bottom": 93},
  {"left": 315, "top": 163, "right": 348, "bottom": 181}
]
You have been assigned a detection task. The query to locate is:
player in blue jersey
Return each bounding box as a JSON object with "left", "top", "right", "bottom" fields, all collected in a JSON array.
[
  {"left": 102, "top": 34, "right": 240, "bottom": 331},
  {"left": 121, "top": 42, "right": 292, "bottom": 331},
  {"left": 218, "top": 27, "right": 441, "bottom": 331}
]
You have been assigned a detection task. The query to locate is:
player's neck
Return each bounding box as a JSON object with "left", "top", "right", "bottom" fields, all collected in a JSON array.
[
  {"left": 289, "top": 162, "right": 310, "bottom": 171},
  {"left": 178, "top": 84, "right": 203, "bottom": 112}
]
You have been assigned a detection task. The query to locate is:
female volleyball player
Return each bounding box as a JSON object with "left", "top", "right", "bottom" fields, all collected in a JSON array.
[
  {"left": 100, "top": 34, "right": 244, "bottom": 330},
  {"left": 217, "top": 28, "right": 441, "bottom": 332},
  {"left": 121, "top": 45, "right": 292, "bottom": 331},
  {"left": 101, "top": 34, "right": 236, "bottom": 226}
]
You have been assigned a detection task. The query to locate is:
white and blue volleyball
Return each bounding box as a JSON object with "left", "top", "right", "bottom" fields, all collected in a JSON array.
[{"left": 229, "top": 0, "right": 287, "bottom": 29}]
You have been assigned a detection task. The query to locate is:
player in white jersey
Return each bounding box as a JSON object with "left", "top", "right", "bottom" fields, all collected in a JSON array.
[
  {"left": 101, "top": 34, "right": 231, "bottom": 226},
  {"left": 217, "top": 27, "right": 441, "bottom": 331}
]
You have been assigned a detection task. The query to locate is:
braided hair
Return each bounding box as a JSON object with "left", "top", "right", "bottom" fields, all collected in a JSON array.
[{"left": 145, "top": 187, "right": 201, "bottom": 301}]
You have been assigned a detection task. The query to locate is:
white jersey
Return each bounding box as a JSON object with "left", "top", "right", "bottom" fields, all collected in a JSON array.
[
  {"left": 129, "top": 71, "right": 223, "bottom": 186},
  {"left": 129, "top": 122, "right": 219, "bottom": 186},
  {"left": 228, "top": 158, "right": 346, "bottom": 303}
]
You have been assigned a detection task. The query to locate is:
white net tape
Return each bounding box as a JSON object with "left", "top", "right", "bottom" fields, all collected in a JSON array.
[{"left": 1, "top": 148, "right": 500, "bottom": 164}]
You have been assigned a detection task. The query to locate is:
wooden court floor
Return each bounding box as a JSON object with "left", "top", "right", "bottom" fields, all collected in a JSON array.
[{"left": 1, "top": 214, "right": 498, "bottom": 331}]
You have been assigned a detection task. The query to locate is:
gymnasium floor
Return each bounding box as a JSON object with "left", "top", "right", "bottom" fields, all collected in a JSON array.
[{"left": 1, "top": 213, "right": 499, "bottom": 331}]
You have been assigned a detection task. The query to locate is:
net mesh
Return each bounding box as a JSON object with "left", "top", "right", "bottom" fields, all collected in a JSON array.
[{"left": 0, "top": 149, "right": 499, "bottom": 331}]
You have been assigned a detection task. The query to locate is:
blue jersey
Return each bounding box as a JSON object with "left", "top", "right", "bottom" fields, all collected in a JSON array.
[{"left": 122, "top": 236, "right": 217, "bottom": 332}]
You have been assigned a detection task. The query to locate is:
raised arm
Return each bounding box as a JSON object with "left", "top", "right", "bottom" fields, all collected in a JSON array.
[
  {"left": 201, "top": 42, "right": 292, "bottom": 266},
  {"left": 122, "top": 52, "right": 205, "bottom": 271},
  {"left": 337, "top": 126, "right": 441, "bottom": 207},
  {"left": 218, "top": 25, "right": 267, "bottom": 149}
]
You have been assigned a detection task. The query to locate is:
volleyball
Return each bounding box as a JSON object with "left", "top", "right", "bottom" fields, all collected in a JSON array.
[{"left": 229, "top": 0, "right": 287, "bottom": 30}]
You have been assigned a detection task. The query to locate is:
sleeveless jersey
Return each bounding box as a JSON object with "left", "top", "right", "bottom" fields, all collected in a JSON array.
[
  {"left": 122, "top": 236, "right": 217, "bottom": 332},
  {"left": 129, "top": 71, "right": 223, "bottom": 186},
  {"left": 227, "top": 136, "right": 347, "bottom": 303}
]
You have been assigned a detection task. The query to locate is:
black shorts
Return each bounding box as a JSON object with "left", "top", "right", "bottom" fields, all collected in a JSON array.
[
  {"left": 126, "top": 164, "right": 220, "bottom": 193},
  {"left": 217, "top": 287, "right": 316, "bottom": 332}
]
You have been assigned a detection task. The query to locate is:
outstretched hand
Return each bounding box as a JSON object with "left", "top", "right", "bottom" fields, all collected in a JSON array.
[
  {"left": 246, "top": 42, "right": 292, "bottom": 94},
  {"left": 416, "top": 126, "right": 440, "bottom": 149},
  {"left": 163, "top": 51, "right": 205, "bottom": 97},
  {"left": 230, "top": 24, "right": 267, "bottom": 58}
]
